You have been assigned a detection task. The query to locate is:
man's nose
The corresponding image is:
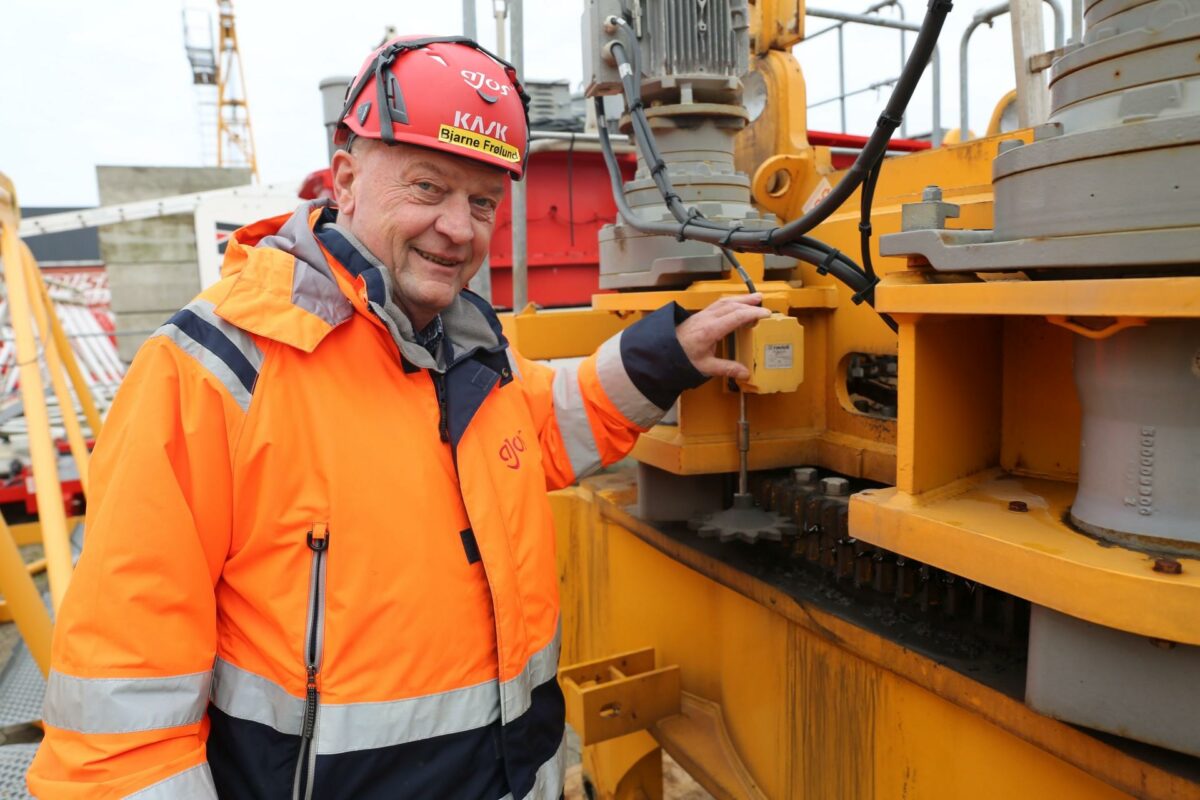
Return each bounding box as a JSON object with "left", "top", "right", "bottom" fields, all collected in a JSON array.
[{"left": 434, "top": 197, "right": 475, "bottom": 245}]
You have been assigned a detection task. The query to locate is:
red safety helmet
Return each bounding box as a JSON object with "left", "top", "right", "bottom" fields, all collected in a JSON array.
[{"left": 336, "top": 35, "right": 531, "bottom": 179}]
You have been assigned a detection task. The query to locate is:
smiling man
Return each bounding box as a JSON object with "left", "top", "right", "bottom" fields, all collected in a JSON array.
[{"left": 28, "top": 36, "right": 767, "bottom": 800}]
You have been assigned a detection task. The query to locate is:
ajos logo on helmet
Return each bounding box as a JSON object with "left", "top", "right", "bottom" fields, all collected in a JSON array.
[{"left": 460, "top": 69, "right": 511, "bottom": 103}]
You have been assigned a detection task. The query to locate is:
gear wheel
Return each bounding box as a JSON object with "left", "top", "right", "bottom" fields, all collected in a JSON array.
[{"left": 689, "top": 493, "right": 798, "bottom": 544}]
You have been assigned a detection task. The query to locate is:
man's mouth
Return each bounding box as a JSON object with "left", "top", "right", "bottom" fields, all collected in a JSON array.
[{"left": 412, "top": 247, "right": 462, "bottom": 268}]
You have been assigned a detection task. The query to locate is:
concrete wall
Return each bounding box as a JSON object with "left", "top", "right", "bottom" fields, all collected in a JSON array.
[{"left": 96, "top": 166, "right": 252, "bottom": 361}]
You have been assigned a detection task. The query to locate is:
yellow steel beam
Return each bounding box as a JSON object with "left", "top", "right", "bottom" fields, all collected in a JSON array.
[
  {"left": 0, "top": 514, "right": 53, "bottom": 675},
  {"left": 876, "top": 274, "right": 1200, "bottom": 318},
  {"left": 592, "top": 282, "right": 836, "bottom": 313},
  {"left": 8, "top": 517, "right": 83, "bottom": 548},
  {"left": 852, "top": 469, "right": 1200, "bottom": 645},
  {"left": 554, "top": 474, "right": 1195, "bottom": 799},
  {"left": 22, "top": 244, "right": 90, "bottom": 495},
  {"left": 508, "top": 307, "right": 641, "bottom": 361},
  {"left": 0, "top": 179, "right": 75, "bottom": 610},
  {"left": 32, "top": 266, "right": 104, "bottom": 437}
]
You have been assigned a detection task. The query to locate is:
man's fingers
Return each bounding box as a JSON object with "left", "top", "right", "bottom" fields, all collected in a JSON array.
[
  {"left": 704, "top": 304, "right": 770, "bottom": 340},
  {"left": 705, "top": 293, "right": 763, "bottom": 317},
  {"left": 698, "top": 357, "right": 751, "bottom": 381}
]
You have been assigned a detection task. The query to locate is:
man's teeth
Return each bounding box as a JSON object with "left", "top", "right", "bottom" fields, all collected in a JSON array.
[{"left": 415, "top": 249, "right": 458, "bottom": 266}]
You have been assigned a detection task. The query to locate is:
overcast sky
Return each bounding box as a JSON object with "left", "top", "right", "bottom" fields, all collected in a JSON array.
[{"left": 0, "top": 0, "right": 1060, "bottom": 207}]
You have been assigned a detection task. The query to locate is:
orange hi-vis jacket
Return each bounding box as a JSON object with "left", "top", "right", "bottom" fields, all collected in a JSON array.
[{"left": 27, "top": 202, "right": 707, "bottom": 800}]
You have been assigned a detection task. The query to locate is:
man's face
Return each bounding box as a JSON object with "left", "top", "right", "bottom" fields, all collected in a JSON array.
[{"left": 332, "top": 140, "right": 508, "bottom": 329}]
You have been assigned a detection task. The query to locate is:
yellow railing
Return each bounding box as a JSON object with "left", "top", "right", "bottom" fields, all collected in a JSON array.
[{"left": 0, "top": 171, "right": 98, "bottom": 674}]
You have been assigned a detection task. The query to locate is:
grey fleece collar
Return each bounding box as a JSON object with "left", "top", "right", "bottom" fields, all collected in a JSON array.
[{"left": 324, "top": 223, "right": 500, "bottom": 373}]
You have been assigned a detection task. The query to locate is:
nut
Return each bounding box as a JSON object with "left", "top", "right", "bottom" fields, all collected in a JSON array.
[
  {"left": 1008, "top": 500, "right": 1028, "bottom": 512},
  {"left": 1153, "top": 557, "right": 1183, "bottom": 575}
]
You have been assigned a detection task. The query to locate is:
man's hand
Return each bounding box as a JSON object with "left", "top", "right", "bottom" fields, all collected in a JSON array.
[{"left": 676, "top": 294, "right": 771, "bottom": 381}]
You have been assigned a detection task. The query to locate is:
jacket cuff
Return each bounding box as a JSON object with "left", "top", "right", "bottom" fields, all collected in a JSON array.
[{"left": 619, "top": 302, "right": 708, "bottom": 410}]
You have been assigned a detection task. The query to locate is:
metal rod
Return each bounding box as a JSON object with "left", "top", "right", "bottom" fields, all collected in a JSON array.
[
  {"left": 0, "top": 213, "right": 74, "bottom": 611},
  {"left": 23, "top": 245, "right": 89, "bottom": 495},
  {"left": 1072, "top": 0, "right": 1083, "bottom": 44},
  {"left": 806, "top": 7, "right": 943, "bottom": 146},
  {"left": 893, "top": 1, "right": 908, "bottom": 137},
  {"left": 809, "top": 77, "right": 898, "bottom": 109},
  {"left": 463, "top": 0, "right": 475, "bottom": 39},
  {"left": 737, "top": 389, "right": 749, "bottom": 497},
  {"left": 509, "top": 0, "right": 528, "bottom": 312},
  {"left": 837, "top": 26, "right": 847, "bottom": 132},
  {"left": 959, "top": 0, "right": 1063, "bottom": 139},
  {"left": 32, "top": 263, "right": 104, "bottom": 435}
]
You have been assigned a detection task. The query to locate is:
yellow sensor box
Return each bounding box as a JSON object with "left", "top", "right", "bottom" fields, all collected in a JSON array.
[{"left": 734, "top": 313, "right": 804, "bottom": 394}]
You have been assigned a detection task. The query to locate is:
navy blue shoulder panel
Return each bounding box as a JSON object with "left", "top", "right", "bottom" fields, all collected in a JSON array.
[
  {"left": 314, "top": 224, "right": 388, "bottom": 307},
  {"left": 166, "top": 309, "right": 258, "bottom": 395}
]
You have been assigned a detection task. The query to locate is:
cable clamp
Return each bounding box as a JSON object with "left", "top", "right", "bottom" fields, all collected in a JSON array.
[
  {"left": 877, "top": 110, "right": 903, "bottom": 131},
  {"left": 817, "top": 248, "right": 842, "bottom": 276},
  {"left": 675, "top": 208, "right": 702, "bottom": 242},
  {"left": 650, "top": 160, "right": 669, "bottom": 178},
  {"left": 765, "top": 227, "right": 783, "bottom": 254},
  {"left": 721, "top": 223, "right": 744, "bottom": 248},
  {"left": 851, "top": 276, "right": 881, "bottom": 306},
  {"left": 858, "top": 221, "right": 873, "bottom": 236}
]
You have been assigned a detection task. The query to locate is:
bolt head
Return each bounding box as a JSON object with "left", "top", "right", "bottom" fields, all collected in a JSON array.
[
  {"left": 792, "top": 467, "right": 818, "bottom": 485},
  {"left": 1008, "top": 500, "right": 1029, "bottom": 512},
  {"left": 1153, "top": 558, "right": 1183, "bottom": 575},
  {"left": 921, "top": 185, "right": 943, "bottom": 202},
  {"left": 821, "top": 477, "right": 851, "bottom": 497}
]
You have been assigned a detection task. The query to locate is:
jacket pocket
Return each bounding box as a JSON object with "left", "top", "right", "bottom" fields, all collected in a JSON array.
[{"left": 293, "top": 522, "right": 329, "bottom": 800}]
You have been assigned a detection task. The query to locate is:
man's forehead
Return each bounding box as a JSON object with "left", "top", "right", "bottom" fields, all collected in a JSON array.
[{"left": 381, "top": 143, "right": 508, "bottom": 193}]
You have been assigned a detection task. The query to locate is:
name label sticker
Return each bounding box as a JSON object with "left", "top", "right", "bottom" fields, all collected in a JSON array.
[{"left": 437, "top": 124, "right": 521, "bottom": 163}]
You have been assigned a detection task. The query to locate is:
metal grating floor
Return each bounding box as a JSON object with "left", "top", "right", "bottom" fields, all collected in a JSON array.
[
  {"left": 0, "top": 641, "right": 44, "bottom": 729},
  {"left": 0, "top": 743, "right": 37, "bottom": 799}
]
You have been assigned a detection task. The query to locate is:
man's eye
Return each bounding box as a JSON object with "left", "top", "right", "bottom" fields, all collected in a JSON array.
[
  {"left": 472, "top": 197, "right": 498, "bottom": 211},
  {"left": 415, "top": 181, "right": 440, "bottom": 193}
]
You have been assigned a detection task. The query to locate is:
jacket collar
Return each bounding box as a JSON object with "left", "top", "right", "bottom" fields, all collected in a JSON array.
[{"left": 213, "top": 200, "right": 507, "bottom": 365}]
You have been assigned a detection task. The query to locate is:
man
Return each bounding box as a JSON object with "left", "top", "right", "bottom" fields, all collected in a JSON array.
[{"left": 27, "top": 36, "right": 767, "bottom": 799}]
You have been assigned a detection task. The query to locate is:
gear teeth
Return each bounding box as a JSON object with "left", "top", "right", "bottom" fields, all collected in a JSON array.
[{"left": 689, "top": 507, "right": 797, "bottom": 545}]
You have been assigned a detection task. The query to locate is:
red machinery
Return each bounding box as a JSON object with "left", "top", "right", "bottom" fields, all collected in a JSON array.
[{"left": 299, "top": 147, "right": 637, "bottom": 308}]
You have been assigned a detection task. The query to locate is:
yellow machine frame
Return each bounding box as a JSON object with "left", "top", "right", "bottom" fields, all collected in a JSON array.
[{"left": 504, "top": 2, "right": 1200, "bottom": 797}]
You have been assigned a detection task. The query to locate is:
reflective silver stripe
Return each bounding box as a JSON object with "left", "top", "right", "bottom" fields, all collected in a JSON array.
[
  {"left": 499, "top": 737, "right": 568, "bottom": 800},
  {"left": 211, "top": 658, "right": 502, "bottom": 754},
  {"left": 317, "top": 680, "right": 500, "bottom": 755},
  {"left": 595, "top": 332, "right": 666, "bottom": 429},
  {"left": 551, "top": 364, "right": 603, "bottom": 481},
  {"left": 124, "top": 762, "right": 216, "bottom": 800},
  {"left": 212, "top": 658, "right": 303, "bottom": 735},
  {"left": 501, "top": 623, "right": 562, "bottom": 723},
  {"left": 506, "top": 348, "right": 523, "bottom": 380},
  {"left": 152, "top": 298, "right": 263, "bottom": 413},
  {"left": 43, "top": 669, "right": 210, "bottom": 734},
  {"left": 189, "top": 299, "right": 265, "bottom": 374}
]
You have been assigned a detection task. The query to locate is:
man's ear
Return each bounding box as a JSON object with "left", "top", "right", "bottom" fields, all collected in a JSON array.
[{"left": 330, "top": 149, "right": 357, "bottom": 215}]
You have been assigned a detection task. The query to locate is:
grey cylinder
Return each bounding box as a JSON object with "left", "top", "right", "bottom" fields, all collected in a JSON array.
[
  {"left": 319, "top": 76, "right": 352, "bottom": 161},
  {"left": 1071, "top": 319, "right": 1200, "bottom": 555}
]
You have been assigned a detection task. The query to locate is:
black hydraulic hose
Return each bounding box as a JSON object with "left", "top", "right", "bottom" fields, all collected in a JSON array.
[
  {"left": 606, "top": 0, "right": 953, "bottom": 248},
  {"left": 594, "top": 103, "right": 898, "bottom": 331},
  {"left": 761, "top": 0, "right": 953, "bottom": 243}
]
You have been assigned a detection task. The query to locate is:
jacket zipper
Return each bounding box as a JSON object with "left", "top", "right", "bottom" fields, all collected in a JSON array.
[
  {"left": 293, "top": 523, "right": 329, "bottom": 800},
  {"left": 432, "top": 372, "right": 450, "bottom": 443}
]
